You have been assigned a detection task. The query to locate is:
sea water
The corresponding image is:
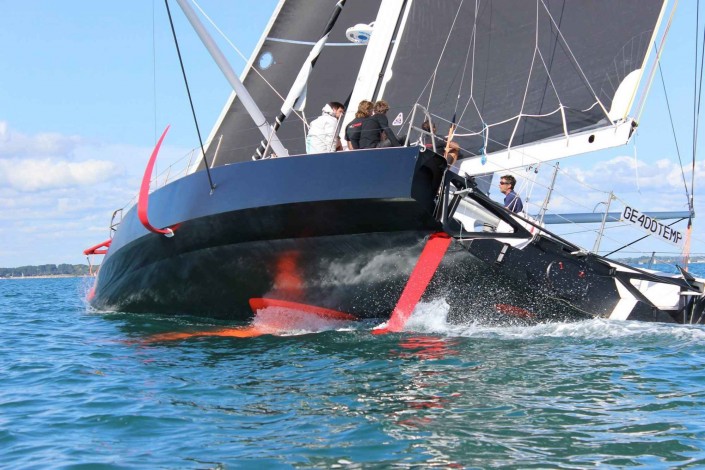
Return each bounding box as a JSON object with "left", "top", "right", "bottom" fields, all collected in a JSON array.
[{"left": 2, "top": 267, "right": 705, "bottom": 468}]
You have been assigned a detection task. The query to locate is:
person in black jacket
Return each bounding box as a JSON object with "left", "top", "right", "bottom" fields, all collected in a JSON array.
[
  {"left": 345, "top": 100, "right": 373, "bottom": 150},
  {"left": 358, "top": 100, "right": 401, "bottom": 149}
]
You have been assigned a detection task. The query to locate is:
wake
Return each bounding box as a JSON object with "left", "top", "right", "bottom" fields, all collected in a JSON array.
[{"left": 405, "top": 298, "right": 705, "bottom": 343}]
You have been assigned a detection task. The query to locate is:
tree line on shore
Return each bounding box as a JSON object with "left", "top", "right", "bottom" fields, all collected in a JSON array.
[{"left": 0, "top": 264, "right": 96, "bottom": 278}]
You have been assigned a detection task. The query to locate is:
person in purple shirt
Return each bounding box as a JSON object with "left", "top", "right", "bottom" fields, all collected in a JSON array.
[{"left": 499, "top": 174, "right": 523, "bottom": 213}]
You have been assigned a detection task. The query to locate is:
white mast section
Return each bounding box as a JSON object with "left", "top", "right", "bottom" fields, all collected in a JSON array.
[
  {"left": 174, "top": 0, "right": 289, "bottom": 158},
  {"left": 374, "top": 1, "right": 413, "bottom": 100},
  {"left": 341, "top": 0, "right": 411, "bottom": 133}
]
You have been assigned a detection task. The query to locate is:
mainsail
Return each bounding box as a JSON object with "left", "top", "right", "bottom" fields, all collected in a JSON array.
[{"left": 361, "top": 1, "right": 667, "bottom": 173}]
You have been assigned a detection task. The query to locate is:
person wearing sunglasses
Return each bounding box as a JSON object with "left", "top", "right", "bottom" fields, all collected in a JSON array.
[{"left": 498, "top": 175, "right": 523, "bottom": 213}]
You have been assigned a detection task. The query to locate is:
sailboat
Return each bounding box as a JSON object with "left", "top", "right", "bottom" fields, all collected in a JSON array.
[{"left": 85, "top": 0, "right": 705, "bottom": 328}]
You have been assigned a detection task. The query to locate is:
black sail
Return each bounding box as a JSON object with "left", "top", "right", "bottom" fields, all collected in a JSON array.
[
  {"left": 198, "top": 1, "right": 666, "bottom": 166},
  {"left": 201, "top": 0, "right": 379, "bottom": 167},
  {"left": 378, "top": 0, "right": 665, "bottom": 156}
]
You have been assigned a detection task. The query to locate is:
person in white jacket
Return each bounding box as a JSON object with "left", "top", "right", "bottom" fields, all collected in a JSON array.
[{"left": 306, "top": 102, "right": 345, "bottom": 154}]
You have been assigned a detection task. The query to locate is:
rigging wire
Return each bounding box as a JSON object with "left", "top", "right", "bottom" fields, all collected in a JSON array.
[
  {"left": 164, "top": 0, "right": 215, "bottom": 191},
  {"left": 153, "top": 0, "right": 158, "bottom": 146},
  {"left": 605, "top": 218, "right": 688, "bottom": 257},
  {"left": 455, "top": 2, "right": 486, "bottom": 139},
  {"left": 405, "top": 0, "right": 465, "bottom": 127},
  {"left": 655, "top": 43, "right": 690, "bottom": 204},
  {"left": 538, "top": 0, "right": 612, "bottom": 123},
  {"left": 683, "top": 0, "right": 705, "bottom": 269},
  {"left": 633, "top": 135, "right": 641, "bottom": 194},
  {"left": 692, "top": 0, "right": 705, "bottom": 204},
  {"left": 453, "top": 0, "right": 476, "bottom": 119},
  {"left": 189, "top": 0, "right": 307, "bottom": 126},
  {"left": 425, "top": 0, "right": 465, "bottom": 110},
  {"left": 505, "top": 1, "right": 542, "bottom": 150},
  {"left": 693, "top": 0, "right": 701, "bottom": 186},
  {"left": 635, "top": 0, "right": 679, "bottom": 122}
]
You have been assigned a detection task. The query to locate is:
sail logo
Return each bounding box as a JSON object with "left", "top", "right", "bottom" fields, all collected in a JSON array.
[
  {"left": 392, "top": 113, "right": 403, "bottom": 126},
  {"left": 622, "top": 206, "right": 684, "bottom": 247}
]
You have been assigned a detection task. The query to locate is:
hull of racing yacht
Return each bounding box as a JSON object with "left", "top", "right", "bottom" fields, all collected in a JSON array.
[
  {"left": 88, "top": 145, "right": 597, "bottom": 323},
  {"left": 90, "top": 147, "right": 445, "bottom": 319}
]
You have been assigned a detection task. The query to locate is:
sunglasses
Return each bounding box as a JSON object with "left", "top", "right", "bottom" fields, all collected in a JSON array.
[{"left": 499, "top": 181, "right": 509, "bottom": 185}]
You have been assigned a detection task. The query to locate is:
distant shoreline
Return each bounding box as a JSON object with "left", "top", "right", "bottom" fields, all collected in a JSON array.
[
  {"left": 0, "top": 264, "right": 96, "bottom": 278},
  {"left": 0, "top": 275, "right": 93, "bottom": 280}
]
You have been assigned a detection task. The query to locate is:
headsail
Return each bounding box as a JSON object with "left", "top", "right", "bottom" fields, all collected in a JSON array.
[{"left": 197, "top": 0, "right": 380, "bottom": 167}]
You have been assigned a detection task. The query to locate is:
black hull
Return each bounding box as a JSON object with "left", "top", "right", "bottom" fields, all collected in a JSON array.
[
  {"left": 90, "top": 146, "right": 699, "bottom": 325},
  {"left": 93, "top": 223, "right": 595, "bottom": 323},
  {"left": 92, "top": 147, "right": 447, "bottom": 319}
]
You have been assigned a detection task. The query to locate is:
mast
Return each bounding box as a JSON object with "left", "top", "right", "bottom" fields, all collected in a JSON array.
[
  {"left": 341, "top": 0, "right": 411, "bottom": 133},
  {"left": 173, "top": 0, "right": 289, "bottom": 158},
  {"left": 370, "top": 0, "right": 410, "bottom": 101}
]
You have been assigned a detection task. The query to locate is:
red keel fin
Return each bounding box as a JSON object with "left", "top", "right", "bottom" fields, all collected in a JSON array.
[
  {"left": 373, "top": 232, "right": 452, "bottom": 335},
  {"left": 249, "top": 298, "right": 358, "bottom": 321},
  {"left": 143, "top": 298, "right": 357, "bottom": 343}
]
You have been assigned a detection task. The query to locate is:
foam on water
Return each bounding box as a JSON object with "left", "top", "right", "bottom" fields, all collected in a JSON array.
[
  {"left": 400, "top": 297, "right": 705, "bottom": 343},
  {"left": 83, "top": 285, "right": 705, "bottom": 348}
]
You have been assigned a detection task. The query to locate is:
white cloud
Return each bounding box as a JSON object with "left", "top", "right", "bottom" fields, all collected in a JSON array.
[
  {"left": 0, "top": 121, "right": 128, "bottom": 192},
  {"left": 504, "top": 155, "right": 705, "bottom": 257},
  {"left": 512, "top": 155, "right": 704, "bottom": 214},
  {"left": 0, "top": 121, "right": 83, "bottom": 158},
  {"left": 566, "top": 155, "right": 702, "bottom": 194},
  {"left": 0, "top": 158, "right": 121, "bottom": 192},
  {"left": 0, "top": 122, "right": 193, "bottom": 266}
]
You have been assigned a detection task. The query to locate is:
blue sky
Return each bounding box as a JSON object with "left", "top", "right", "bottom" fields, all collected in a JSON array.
[{"left": 0, "top": 1, "right": 703, "bottom": 267}]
